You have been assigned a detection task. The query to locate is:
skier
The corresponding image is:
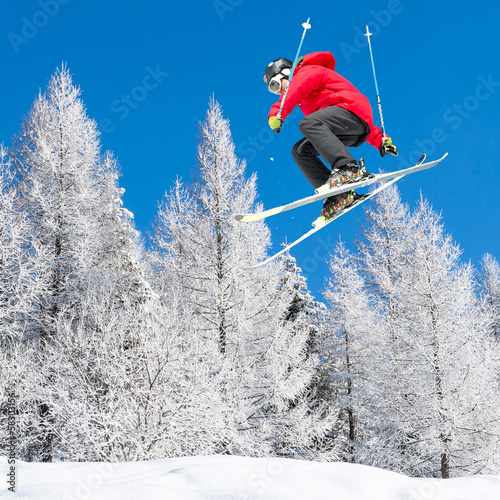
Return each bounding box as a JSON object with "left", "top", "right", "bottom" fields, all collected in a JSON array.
[{"left": 263, "top": 52, "right": 398, "bottom": 223}]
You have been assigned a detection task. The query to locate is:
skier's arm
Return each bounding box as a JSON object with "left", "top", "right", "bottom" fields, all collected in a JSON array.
[
  {"left": 268, "top": 67, "right": 323, "bottom": 121},
  {"left": 365, "top": 126, "right": 384, "bottom": 150}
]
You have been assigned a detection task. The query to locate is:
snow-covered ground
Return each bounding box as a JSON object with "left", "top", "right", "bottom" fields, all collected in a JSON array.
[{"left": 1, "top": 455, "right": 500, "bottom": 499}]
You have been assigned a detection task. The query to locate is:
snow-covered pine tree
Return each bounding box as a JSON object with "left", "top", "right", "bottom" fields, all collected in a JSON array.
[
  {"left": 281, "top": 252, "right": 325, "bottom": 326},
  {"left": 397, "top": 198, "right": 499, "bottom": 477},
  {"left": 357, "top": 180, "right": 411, "bottom": 340},
  {"left": 478, "top": 253, "right": 500, "bottom": 340},
  {"left": 322, "top": 241, "right": 381, "bottom": 462},
  {"left": 280, "top": 251, "right": 326, "bottom": 380},
  {"left": 150, "top": 98, "right": 333, "bottom": 459},
  {"left": 147, "top": 180, "right": 239, "bottom": 458},
  {"left": 9, "top": 66, "right": 152, "bottom": 461},
  {"left": 476, "top": 256, "right": 500, "bottom": 471},
  {"left": 0, "top": 146, "right": 18, "bottom": 335},
  {"left": 356, "top": 185, "right": 500, "bottom": 477},
  {"left": 275, "top": 252, "right": 336, "bottom": 454},
  {"left": 0, "top": 145, "right": 27, "bottom": 345},
  {"left": 0, "top": 145, "right": 37, "bottom": 461},
  {"left": 354, "top": 183, "right": 427, "bottom": 471}
]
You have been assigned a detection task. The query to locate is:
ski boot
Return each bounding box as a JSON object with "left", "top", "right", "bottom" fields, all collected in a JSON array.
[
  {"left": 315, "top": 158, "right": 371, "bottom": 195},
  {"left": 312, "top": 191, "right": 359, "bottom": 228}
]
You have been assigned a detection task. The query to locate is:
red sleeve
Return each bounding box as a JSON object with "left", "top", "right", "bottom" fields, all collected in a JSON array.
[
  {"left": 268, "top": 67, "right": 324, "bottom": 120},
  {"left": 366, "top": 126, "right": 384, "bottom": 149}
]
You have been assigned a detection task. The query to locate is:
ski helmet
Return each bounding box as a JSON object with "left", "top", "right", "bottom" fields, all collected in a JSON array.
[{"left": 263, "top": 58, "right": 293, "bottom": 90}]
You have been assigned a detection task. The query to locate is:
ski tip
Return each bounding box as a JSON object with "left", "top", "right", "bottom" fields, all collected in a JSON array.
[
  {"left": 242, "top": 263, "right": 264, "bottom": 271},
  {"left": 234, "top": 213, "right": 258, "bottom": 222}
]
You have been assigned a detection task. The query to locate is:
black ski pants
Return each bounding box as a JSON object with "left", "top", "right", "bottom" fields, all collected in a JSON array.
[{"left": 291, "top": 106, "right": 370, "bottom": 189}]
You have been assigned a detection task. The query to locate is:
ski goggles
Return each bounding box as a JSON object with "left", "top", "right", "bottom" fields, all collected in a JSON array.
[
  {"left": 268, "top": 74, "right": 284, "bottom": 94},
  {"left": 267, "top": 68, "right": 290, "bottom": 94}
]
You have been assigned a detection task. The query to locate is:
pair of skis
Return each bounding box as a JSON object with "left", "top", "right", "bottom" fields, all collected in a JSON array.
[{"left": 235, "top": 153, "right": 448, "bottom": 270}]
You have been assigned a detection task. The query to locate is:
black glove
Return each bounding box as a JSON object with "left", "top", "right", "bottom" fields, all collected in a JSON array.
[{"left": 379, "top": 136, "right": 398, "bottom": 157}]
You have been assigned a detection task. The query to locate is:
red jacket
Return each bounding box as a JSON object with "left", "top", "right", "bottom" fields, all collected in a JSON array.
[{"left": 269, "top": 52, "right": 383, "bottom": 149}]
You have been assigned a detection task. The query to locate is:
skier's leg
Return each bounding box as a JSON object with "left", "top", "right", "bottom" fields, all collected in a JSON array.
[
  {"left": 292, "top": 106, "right": 369, "bottom": 189},
  {"left": 299, "top": 106, "right": 369, "bottom": 165},
  {"left": 291, "top": 137, "right": 331, "bottom": 189}
]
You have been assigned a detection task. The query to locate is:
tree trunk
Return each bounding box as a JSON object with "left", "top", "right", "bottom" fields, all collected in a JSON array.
[
  {"left": 441, "top": 451, "right": 450, "bottom": 479},
  {"left": 38, "top": 402, "right": 54, "bottom": 462},
  {"left": 345, "top": 329, "right": 357, "bottom": 459}
]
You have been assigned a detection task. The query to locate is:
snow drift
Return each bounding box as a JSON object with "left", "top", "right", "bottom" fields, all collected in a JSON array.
[{"left": 1, "top": 455, "right": 500, "bottom": 499}]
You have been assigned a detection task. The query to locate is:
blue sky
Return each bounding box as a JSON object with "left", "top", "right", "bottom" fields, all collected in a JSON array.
[{"left": 1, "top": 0, "right": 499, "bottom": 300}]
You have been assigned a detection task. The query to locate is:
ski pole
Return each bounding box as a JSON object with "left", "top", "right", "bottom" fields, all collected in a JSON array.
[
  {"left": 277, "top": 17, "right": 311, "bottom": 119},
  {"left": 364, "top": 25, "right": 386, "bottom": 138}
]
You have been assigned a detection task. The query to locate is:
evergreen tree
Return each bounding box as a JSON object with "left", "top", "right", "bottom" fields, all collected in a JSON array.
[
  {"left": 281, "top": 252, "right": 326, "bottom": 387},
  {"left": 396, "top": 198, "right": 499, "bottom": 477},
  {"left": 0, "top": 145, "right": 36, "bottom": 461},
  {"left": 9, "top": 66, "right": 151, "bottom": 461},
  {"left": 322, "top": 241, "right": 381, "bottom": 462},
  {"left": 355, "top": 184, "right": 425, "bottom": 471},
  {"left": 282, "top": 252, "right": 325, "bottom": 326},
  {"left": 478, "top": 253, "right": 500, "bottom": 340},
  {"left": 353, "top": 186, "right": 500, "bottom": 477},
  {"left": 150, "top": 98, "right": 333, "bottom": 459}
]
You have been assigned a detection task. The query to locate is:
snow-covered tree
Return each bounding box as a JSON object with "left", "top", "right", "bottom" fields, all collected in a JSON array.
[
  {"left": 150, "top": 98, "right": 334, "bottom": 459},
  {"left": 353, "top": 185, "right": 500, "bottom": 477},
  {"left": 0, "top": 146, "right": 26, "bottom": 342},
  {"left": 478, "top": 253, "right": 500, "bottom": 341},
  {"left": 322, "top": 241, "right": 381, "bottom": 462},
  {"left": 354, "top": 184, "right": 427, "bottom": 470},
  {"left": 281, "top": 253, "right": 325, "bottom": 326},
  {"left": 9, "top": 66, "right": 152, "bottom": 461},
  {"left": 0, "top": 145, "right": 37, "bottom": 461},
  {"left": 280, "top": 252, "right": 327, "bottom": 391},
  {"left": 395, "top": 199, "right": 499, "bottom": 477}
]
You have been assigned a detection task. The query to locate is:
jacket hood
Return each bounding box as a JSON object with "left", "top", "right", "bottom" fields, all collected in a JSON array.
[{"left": 298, "top": 52, "right": 336, "bottom": 71}]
